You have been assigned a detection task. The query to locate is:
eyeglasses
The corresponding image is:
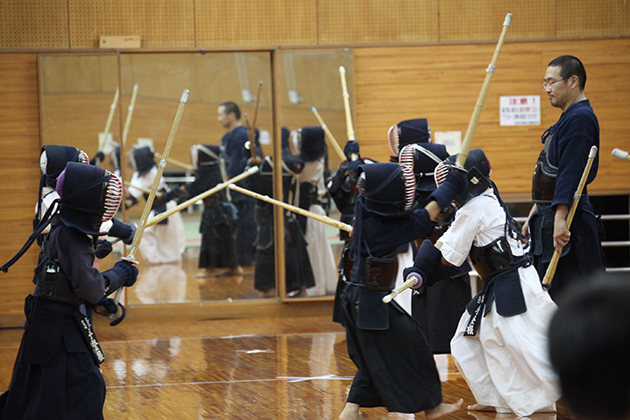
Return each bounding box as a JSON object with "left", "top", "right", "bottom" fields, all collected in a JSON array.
[{"left": 542, "top": 78, "right": 566, "bottom": 90}]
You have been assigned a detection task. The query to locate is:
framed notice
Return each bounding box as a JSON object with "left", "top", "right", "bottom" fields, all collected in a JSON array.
[{"left": 500, "top": 95, "right": 541, "bottom": 126}]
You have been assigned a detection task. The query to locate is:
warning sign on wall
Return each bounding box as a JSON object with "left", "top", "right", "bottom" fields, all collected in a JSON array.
[{"left": 500, "top": 96, "right": 541, "bottom": 126}]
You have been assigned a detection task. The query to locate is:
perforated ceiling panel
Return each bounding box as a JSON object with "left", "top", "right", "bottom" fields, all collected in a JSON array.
[
  {"left": 318, "top": 0, "right": 438, "bottom": 45},
  {"left": 0, "top": 0, "right": 69, "bottom": 49},
  {"left": 196, "top": 0, "right": 317, "bottom": 47},
  {"left": 439, "top": 0, "right": 555, "bottom": 42},
  {"left": 69, "top": 0, "right": 195, "bottom": 49},
  {"left": 557, "top": 0, "right": 630, "bottom": 38}
]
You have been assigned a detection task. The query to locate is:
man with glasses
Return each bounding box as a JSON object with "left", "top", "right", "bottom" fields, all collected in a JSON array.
[{"left": 522, "top": 55, "right": 605, "bottom": 300}]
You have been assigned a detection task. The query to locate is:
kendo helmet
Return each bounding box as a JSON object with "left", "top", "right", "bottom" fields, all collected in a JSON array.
[
  {"left": 387, "top": 118, "right": 431, "bottom": 155},
  {"left": 399, "top": 142, "right": 449, "bottom": 193},
  {"left": 190, "top": 144, "right": 221, "bottom": 171},
  {"left": 40, "top": 145, "right": 89, "bottom": 187},
  {"left": 293, "top": 126, "right": 327, "bottom": 162},
  {"left": 344, "top": 140, "right": 360, "bottom": 161},
  {"left": 357, "top": 162, "right": 415, "bottom": 217},
  {"left": 128, "top": 146, "right": 155, "bottom": 176},
  {"left": 435, "top": 148, "right": 492, "bottom": 207},
  {"left": 56, "top": 162, "right": 122, "bottom": 236}
]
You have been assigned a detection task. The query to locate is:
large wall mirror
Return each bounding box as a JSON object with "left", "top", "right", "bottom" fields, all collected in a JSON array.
[
  {"left": 38, "top": 49, "right": 352, "bottom": 308},
  {"left": 276, "top": 49, "right": 353, "bottom": 300},
  {"left": 117, "top": 52, "right": 273, "bottom": 305}
]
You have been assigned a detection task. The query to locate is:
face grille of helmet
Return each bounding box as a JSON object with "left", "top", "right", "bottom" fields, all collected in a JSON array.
[
  {"left": 387, "top": 124, "right": 400, "bottom": 155},
  {"left": 434, "top": 161, "right": 451, "bottom": 189},
  {"left": 102, "top": 171, "right": 122, "bottom": 223},
  {"left": 401, "top": 164, "right": 416, "bottom": 211},
  {"left": 398, "top": 144, "right": 415, "bottom": 171},
  {"left": 78, "top": 150, "right": 89, "bottom": 165}
]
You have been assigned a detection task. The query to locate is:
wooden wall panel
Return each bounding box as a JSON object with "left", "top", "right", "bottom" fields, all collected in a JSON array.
[
  {"left": 439, "top": 0, "right": 555, "bottom": 42},
  {"left": 68, "top": 0, "right": 195, "bottom": 49},
  {"left": 353, "top": 38, "right": 630, "bottom": 198},
  {"left": 557, "top": 0, "right": 630, "bottom": 39},
  {"left": 0, "top": 54, "right": 43, "bottom": 322},
  {"left": 195, "top": 0, "right": 317, "bottom": 47},
  {"left": 0, "top": 0, "right": 69, "bottom": 49},
  {"left": 318, "top": 0, "right": 438, "bottom": 45}
]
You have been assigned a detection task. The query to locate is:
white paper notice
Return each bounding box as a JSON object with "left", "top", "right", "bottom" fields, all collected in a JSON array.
[
  {"left": 434, "top": 131, "right": 462, "bottom": 155},
  {"left": 500, "top": 95, "right": 541, "bottom": 126}
]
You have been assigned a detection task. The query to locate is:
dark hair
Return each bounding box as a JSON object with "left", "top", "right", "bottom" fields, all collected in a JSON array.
[
  {"left": 548, "top": 276, "right": 630, "bottom": 419},
  {"left": 220, "top": 101, "right": 241, "bottom": 120},
  {"left": 548, "top": 55, "right": 587, "bottom": 91}
]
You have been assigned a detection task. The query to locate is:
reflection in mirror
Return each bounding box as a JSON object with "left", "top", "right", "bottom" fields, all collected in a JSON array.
[
  {"left": 39, "top": 54, "right": 120, "bottom": 173},
  {"left": 276, "top": 50, "right": 353, "bottom": 299},
  {"left": 117, "top": 52, "right": 273, "bottom": 305},
  {"left": 38, "top": 51, "right": 351, "bottom": 306}
]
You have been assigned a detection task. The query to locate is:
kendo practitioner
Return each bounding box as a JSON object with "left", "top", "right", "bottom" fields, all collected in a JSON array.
[
  {"left": 522, "top": 55, "right": 605, "bottom": 300},
  {"left": 388, "top": 119, "right": 472, "bottom": 354},
  {"left": 328, "top": 140, "right": 374, "bottom": 243},
  {"left": 403, "top": 149, "right": 560, "bottom": 417},
  {"left": 398, "top": 142, "right": 472, "bottom": 354},
  {"left": 36, "top": 145, "right": 135, "bottom": 257},
  {"left": 124, "top": 145, "right": 186, "bottom": 264},
  {"left": 385, "top": 119, "right": 436, "bottom": 320},
  {"left": 0, "top": 162, "right": 139, "bottom": 419},
  {"left": 293, "top": 126, "right": 337, "bottom": 297},
  {"left": 218, "top": 101, "right": 257, "bottom": 267},
  {"left": 165, "top": 144, "right": 240, "bottom": 276},
  {"left": 328, "top": 140, "right": 374, "bottom": 324},
  {"left": 244, "top": 127, "right": 315, "bottom": 297},
  {"left": 338, "top": 161, "right": 466, "bottom": 420}
]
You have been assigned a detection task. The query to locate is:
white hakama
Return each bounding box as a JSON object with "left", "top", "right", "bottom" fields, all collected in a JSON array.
[
  {"left": 438, "top": 190, "right": 560, "bottom": 417},
  {"left": 299, "top": 159, "right": 338, "bottom": 297}
]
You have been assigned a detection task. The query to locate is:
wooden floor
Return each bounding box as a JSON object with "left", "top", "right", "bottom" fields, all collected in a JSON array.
[{"left": 0, "top": 313, "right": 572, "bottom": 420}]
